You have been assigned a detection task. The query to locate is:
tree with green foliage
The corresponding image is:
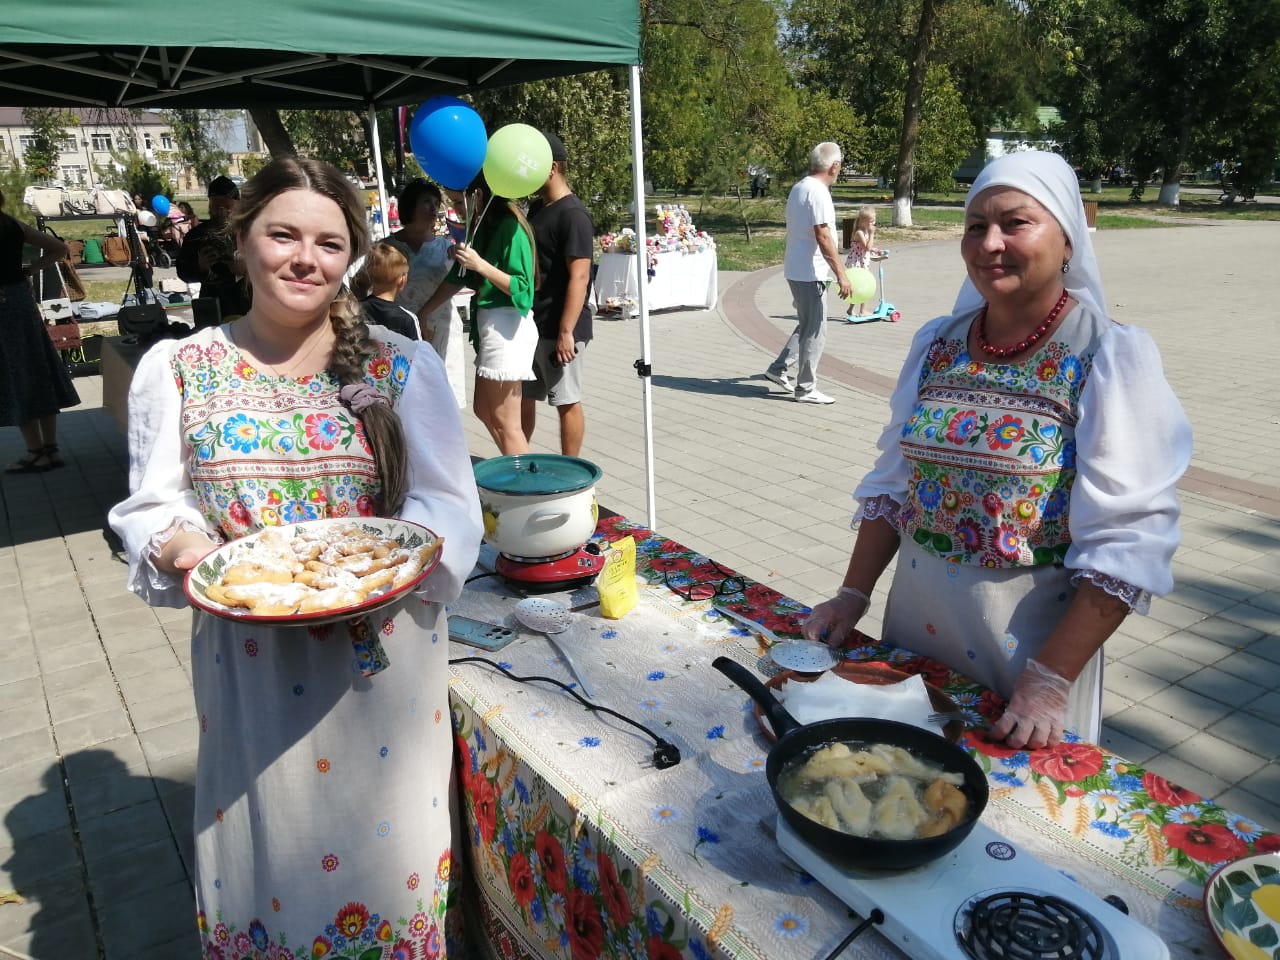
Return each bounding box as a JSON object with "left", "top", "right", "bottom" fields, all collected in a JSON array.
[
  {"left": 470, "top": 71, "right": 632, "bottom": 231},
  {"left": 280, "top": 110, "right": 369, "bottom": 176},
  {"left": 94, "top": 150, "right": 175, "bottom": 201},
  {"left": 0, "top": 154, "right": 32, "bottom": 206},
  {"left": 164, "top": 109, "right": 231, "bottom": 187},
  {"left": 20, "top": 107, "right": 77, "bottom": 183}
]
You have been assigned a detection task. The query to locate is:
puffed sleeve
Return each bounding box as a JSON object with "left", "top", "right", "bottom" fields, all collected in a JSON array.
[
  {"left": 107, "top": 340, "right": 217, "bottom": 607},
  {"left": 395, "top": 340, "right": 484, "bottom": 603},
  {"left": 851, "top": 315, "right": 951, "bottom": 520},
  {"left": 1066, "top": 325, "right": 1192, "bottom": 596}
]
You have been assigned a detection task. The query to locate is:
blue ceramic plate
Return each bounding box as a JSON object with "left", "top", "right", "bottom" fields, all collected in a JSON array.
[{"left": 1204, "top": 852, "right": 1280, "bottom": 959}]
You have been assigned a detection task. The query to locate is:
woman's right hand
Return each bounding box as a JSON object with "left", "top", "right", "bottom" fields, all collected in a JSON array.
[
  {"left": 157, "top": 530, "right": 219, "bottom": 575},
  {"left": 802, "top": 589, "right": 870, "bottom": 648}
]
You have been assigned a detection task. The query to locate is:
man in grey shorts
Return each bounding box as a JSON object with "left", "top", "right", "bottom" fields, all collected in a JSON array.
[{"left": 523, "top": 132, "right": 595, "bottom": 456}]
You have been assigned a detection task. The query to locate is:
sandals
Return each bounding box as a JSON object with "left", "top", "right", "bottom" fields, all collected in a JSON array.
[{"left": 4, "top": 445, "right": 64, "bottom": 474}]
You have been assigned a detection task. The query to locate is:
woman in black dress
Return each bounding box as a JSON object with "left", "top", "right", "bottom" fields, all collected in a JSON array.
[{"left": 1, "top": 189, "right": 79, "bottom": 472}]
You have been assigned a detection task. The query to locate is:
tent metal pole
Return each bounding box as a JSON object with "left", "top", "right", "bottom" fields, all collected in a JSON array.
[
  {"left": 368, "top": 103, "right": 390, "bottom": 241},
  {"left": 628, "top": 63, "right": 657, "bottom": 529}
]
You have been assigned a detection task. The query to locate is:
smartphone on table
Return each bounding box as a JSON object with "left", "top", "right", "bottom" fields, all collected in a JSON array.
[{"left": 448, "top": 615, "right": 517, "bottom": 652}]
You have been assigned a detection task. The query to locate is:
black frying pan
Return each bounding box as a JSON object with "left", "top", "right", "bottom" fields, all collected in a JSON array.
[{"left": 713, "top": 656, "right": 989, "bottom": 870}]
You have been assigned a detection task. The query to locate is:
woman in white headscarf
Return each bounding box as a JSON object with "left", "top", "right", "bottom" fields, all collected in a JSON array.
[{"left": 803, "top": 150, "right": 1192, "bottom": 749}]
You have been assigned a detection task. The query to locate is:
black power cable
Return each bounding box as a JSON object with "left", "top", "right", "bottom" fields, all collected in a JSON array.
[{"left": 448, "top": 656, "right": 681, "bottom": 769}]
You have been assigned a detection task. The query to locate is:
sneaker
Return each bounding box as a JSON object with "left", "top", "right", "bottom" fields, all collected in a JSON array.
[
  {"left": 795, "top": 391, "right": 835, "bottom": 405},
  {"left": 764, "top": 370, "right": 793, "bottom": 391}
]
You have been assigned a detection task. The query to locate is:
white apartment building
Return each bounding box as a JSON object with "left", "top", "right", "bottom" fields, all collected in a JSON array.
[{"left": 0, "top": 107, "right": 181, "bottom": 187}]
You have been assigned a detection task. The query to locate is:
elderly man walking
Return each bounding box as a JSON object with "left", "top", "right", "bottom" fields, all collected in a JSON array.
[{"left": 764, "top": 142, "right": 851, "bottom": 404}]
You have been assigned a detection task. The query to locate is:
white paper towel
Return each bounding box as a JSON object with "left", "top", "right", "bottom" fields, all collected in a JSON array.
[{"left": 778, "top": 671, "right": 935, "bottom": 731}]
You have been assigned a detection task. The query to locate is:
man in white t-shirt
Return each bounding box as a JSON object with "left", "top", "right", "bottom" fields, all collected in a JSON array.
[{"left": 765, "top": 142, "right": 851, "bottom": 404}]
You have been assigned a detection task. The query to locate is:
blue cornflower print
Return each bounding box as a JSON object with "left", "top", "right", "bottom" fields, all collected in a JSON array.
[
  {"left": 647, "top": 670, "right": 666, "bottom": 681},
  {"left": 991, "top": 772, "right": 1024, "bottom": 787},
  {"left": 706, "top": 725, "right": 725, "bottom": 740},
  {"left": 646, "top": 906, "right": 662, "bottom": 935},
  {"left": 690, "top": 939, "right": 711, "bottom": 960},
  {"left": 474, "top": 728, "right": 487, "bottom": 751},
  {"left": 1001, "top": 751, "right": 1030, "bottom": 769},
  {"left": 501, "top": 826, "right": 516, "bottom": 856},
  {"left": 600, "top": 628, "right": 619, "bottom": 640},
  {"left": 579, "top": 736, "right": 601, "bottom": 748},
  {"left": 697, "top": 826, "right": 720, "bottom": 844},
  {"left": 1111, "top": 773, "right": 1142, "bottom": 792},
  {"left": 1091, "top": 820, "right": 1131, "bottom": 839},
  {"left": 514, "top": 776, "right": 531, "bottom": 804},
  {"left": 572, "top": 862, "right": 593, "bottom": 890},
  {"left": 530, "top": 897, "right": 545, "bottom": 924},
  {"left": 379, "top": 745, "right": 389, "bottom": 758}
]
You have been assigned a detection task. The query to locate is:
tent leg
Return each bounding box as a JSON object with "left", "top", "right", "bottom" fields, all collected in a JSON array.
[
  {"left": 629, "top": 63, "right": 657, "bottom": 531},
  {"left": 368, "top": 103, "right": 390, "bottom": 241}
]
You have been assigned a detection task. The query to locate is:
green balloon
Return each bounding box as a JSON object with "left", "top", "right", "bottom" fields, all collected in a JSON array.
[
  {"left": 482, "top": 124, "right": 553, "bottom": 198},
  {"left": 844, "top": 266, "right": 877, "bottom": 304}
]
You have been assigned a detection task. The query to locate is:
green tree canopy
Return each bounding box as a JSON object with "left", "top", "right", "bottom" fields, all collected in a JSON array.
[
  {"left": 21, "top": 107, "right": 76, "bottom": 183},
  {"left": 164, "top": 109, "right": 231, "bottom": 187}
]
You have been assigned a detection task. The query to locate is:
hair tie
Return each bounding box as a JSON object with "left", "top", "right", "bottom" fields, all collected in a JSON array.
[{"left": 339, "top": 382, "right": 391, "bottom": 415}]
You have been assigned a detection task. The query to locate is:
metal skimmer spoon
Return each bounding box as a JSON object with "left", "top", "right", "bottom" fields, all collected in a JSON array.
[{"left": 511, "top": 597, "right": 595, "bottom": 699}]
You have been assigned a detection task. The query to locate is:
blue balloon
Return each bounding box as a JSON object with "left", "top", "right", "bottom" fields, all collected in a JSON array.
[
  {"left": 409, "top": 97, "right": 487, "bottom": 191},
  {"left": 151, "top": 194, "right": 171, "bottom": 216}
]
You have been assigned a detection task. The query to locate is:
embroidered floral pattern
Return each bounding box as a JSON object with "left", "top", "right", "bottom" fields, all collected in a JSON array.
[
  {"left": 170, "top": 335, "right": 407, "bottom": 541},
  {"left": 898, "top": 327, "right": 1095, "bottom": 569}
]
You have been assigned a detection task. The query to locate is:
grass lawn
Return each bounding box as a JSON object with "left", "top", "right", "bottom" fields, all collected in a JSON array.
[{"left": 666, "top": 193, "right": 1171, "bottom": 271}]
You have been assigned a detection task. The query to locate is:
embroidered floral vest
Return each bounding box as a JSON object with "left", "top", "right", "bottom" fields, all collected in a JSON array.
[
  {"left": 169, "top": 332, "right": 411, "bottom": 541},
  {"left": 897, "top": 306, "right": 1110, "bottom": 569}
]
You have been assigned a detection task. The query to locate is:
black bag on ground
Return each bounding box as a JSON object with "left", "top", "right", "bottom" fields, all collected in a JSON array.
[{"left": 117, "top": 303, "right": 168, "bottom": 342}]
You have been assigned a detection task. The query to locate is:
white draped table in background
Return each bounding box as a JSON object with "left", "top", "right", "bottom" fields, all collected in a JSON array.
[{"left": 594, "top": 248, "right": 718, "bottom": 314}]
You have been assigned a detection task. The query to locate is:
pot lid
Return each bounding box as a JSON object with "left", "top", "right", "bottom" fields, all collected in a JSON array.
[{"left": 473, "top": 454, "right": 602, "bottom": 495}]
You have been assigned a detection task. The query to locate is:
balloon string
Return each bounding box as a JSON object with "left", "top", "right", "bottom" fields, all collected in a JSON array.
[{"left": 457, "top": 193, "right": 494, "bottom": 279}]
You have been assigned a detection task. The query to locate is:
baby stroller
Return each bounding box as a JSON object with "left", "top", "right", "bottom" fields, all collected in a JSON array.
[{"left": 844, "top": 250, "right": 902, "bottom": 324}]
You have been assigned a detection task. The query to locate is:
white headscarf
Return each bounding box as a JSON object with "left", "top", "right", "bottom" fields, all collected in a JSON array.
[{"left": 951, "top": 150, "right": 1107, "bottom": 319}]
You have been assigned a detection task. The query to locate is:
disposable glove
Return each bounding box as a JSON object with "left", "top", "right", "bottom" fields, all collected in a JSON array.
[
  {"left": 989, "top": 658, "right": 1071, "bottom": 749},
  {"left": 801, "top": 587, "right": 870, "bottom": 648}
]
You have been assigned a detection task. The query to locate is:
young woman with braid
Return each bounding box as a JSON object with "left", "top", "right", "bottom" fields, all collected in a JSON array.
[{"left": 109, "top": 158, "right": 483, "bottom": 957}]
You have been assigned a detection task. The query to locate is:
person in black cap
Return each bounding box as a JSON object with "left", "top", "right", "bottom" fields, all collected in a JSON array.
[
  {"left": 177, "top": 175, "right": 251, "bottom": 321},
  {"left": 522, "top": 132, "right": 595, "bottom": 456}
]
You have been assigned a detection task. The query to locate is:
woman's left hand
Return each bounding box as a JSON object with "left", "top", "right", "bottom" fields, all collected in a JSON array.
[
  {"left": 989, "top": 658, "right": 1071, "bottom": 749},
  {"left": 450, "top": 243, "right": 486, "bottom": 273}
]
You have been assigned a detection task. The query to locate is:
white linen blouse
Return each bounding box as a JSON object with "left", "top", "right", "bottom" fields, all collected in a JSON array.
[{"left": 853, "top": 309, "right": 1192, "bottom": 606}]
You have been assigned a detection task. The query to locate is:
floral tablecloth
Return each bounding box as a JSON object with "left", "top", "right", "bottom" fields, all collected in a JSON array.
[{"left": 444, "top": 516, "right": 1276, "bottom": 960}]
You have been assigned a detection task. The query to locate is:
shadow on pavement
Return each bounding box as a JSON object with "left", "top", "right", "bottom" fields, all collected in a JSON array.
[{"left": 2, "top": 750, "right": 197, "bottom": 959}]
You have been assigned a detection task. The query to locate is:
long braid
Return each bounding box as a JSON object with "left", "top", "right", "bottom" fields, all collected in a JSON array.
[{"left": 328, "top": 289, "right": 408, "bottom": 514}]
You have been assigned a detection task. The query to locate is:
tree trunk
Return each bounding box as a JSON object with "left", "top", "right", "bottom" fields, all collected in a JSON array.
[
  {"left": 892, "top": 0, "right": 940, "bottom": 228},
  {"left": 249, "top": 108, "right": 297, "bottom": 158},
  {"left": 1090, "top": 178, "right": 1103, "bottom": 194}
]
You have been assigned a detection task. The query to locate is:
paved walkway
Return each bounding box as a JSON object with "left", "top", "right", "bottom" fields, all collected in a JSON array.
[{"left": 1, "top": 218, "right": 1278, "bottom": 959}]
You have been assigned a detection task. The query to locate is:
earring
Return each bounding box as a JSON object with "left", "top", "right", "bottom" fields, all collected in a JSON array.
[
  {"left": 1061, "top": 260, "right": 1070, "bottom": 274},
  {"left": 234, "top": 250, "right": 243, "bottom": 261}
]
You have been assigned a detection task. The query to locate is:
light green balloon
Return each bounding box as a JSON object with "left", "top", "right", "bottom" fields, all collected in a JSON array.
[
  {"left": 482, "top": 124, "right": 553, "bottom": 198},
  {"left": 843, "top": 266, "right": 877, "bottom": 304}
]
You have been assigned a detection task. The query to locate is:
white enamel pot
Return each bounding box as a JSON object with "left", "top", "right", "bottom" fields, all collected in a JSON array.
[{"left": 473, "top": 455, "right": 603, "bottom": 559}]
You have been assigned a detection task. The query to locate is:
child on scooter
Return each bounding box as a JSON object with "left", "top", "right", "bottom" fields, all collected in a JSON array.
[{"left": 844, "top": 206, "right": 883, "bottom": 318}]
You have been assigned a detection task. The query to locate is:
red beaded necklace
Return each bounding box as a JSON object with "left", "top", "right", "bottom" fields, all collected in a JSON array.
[{"left": 975, "top": 290, "right": 1070, "bottom": 359}]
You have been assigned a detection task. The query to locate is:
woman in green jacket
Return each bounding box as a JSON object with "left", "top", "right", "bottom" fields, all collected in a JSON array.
[{"left": 421, "top": 174, "right": 538, "bottom": 455}]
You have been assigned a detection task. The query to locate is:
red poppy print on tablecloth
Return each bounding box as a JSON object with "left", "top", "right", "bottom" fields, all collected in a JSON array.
[
  {"left": 535, "top": 829, "right": 568, "bottom": 894},
  {"left": 964, "top": 730, "right": 1022, "bottom": 760},
  {"left": 649, "top": 936, "right": 684, "bottom": 960},
  {"left": 1253, "top": 833, "right": 1280, "bottom": 854},
  {"left": 598, "top": 852, "right": 633, "bottom": 924},
  {"left": 566, "top": 889, "right": 605, "bottom": 960},
  {"left": 1142, "top": 770, "right": 1202, "bottom": 807},
  {"left": 453, "top": 734, "right": 471, "bottom": 792},
  {"left": 509, "top": 852, "right": 536, "bottom": 907},
  {"left": 1028, "top": 742, "right": 1105, "bottom": 782},
  {"left": 1162, "top": 823, "right": 1248, "bottom": 864},
  {"left": 472, "top": 778, "right": 497, "bottom": 844}
]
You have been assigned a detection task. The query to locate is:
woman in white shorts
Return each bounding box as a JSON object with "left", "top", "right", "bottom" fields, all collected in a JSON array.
[{"left": 421, "top": 173, "right": 538, "bottom": 454}]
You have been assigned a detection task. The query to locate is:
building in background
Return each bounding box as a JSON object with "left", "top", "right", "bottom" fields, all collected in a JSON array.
[{"left": 0, "top": 107, "right": 268, "bottom": 192}]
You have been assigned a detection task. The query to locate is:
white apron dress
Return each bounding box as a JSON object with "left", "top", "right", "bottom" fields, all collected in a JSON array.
[
  {"left": 109, "top": 326, "right": 483, "bottom": 960},
  {"left": 856, "top": 303, "right": 1190, "bottom": 742}
]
